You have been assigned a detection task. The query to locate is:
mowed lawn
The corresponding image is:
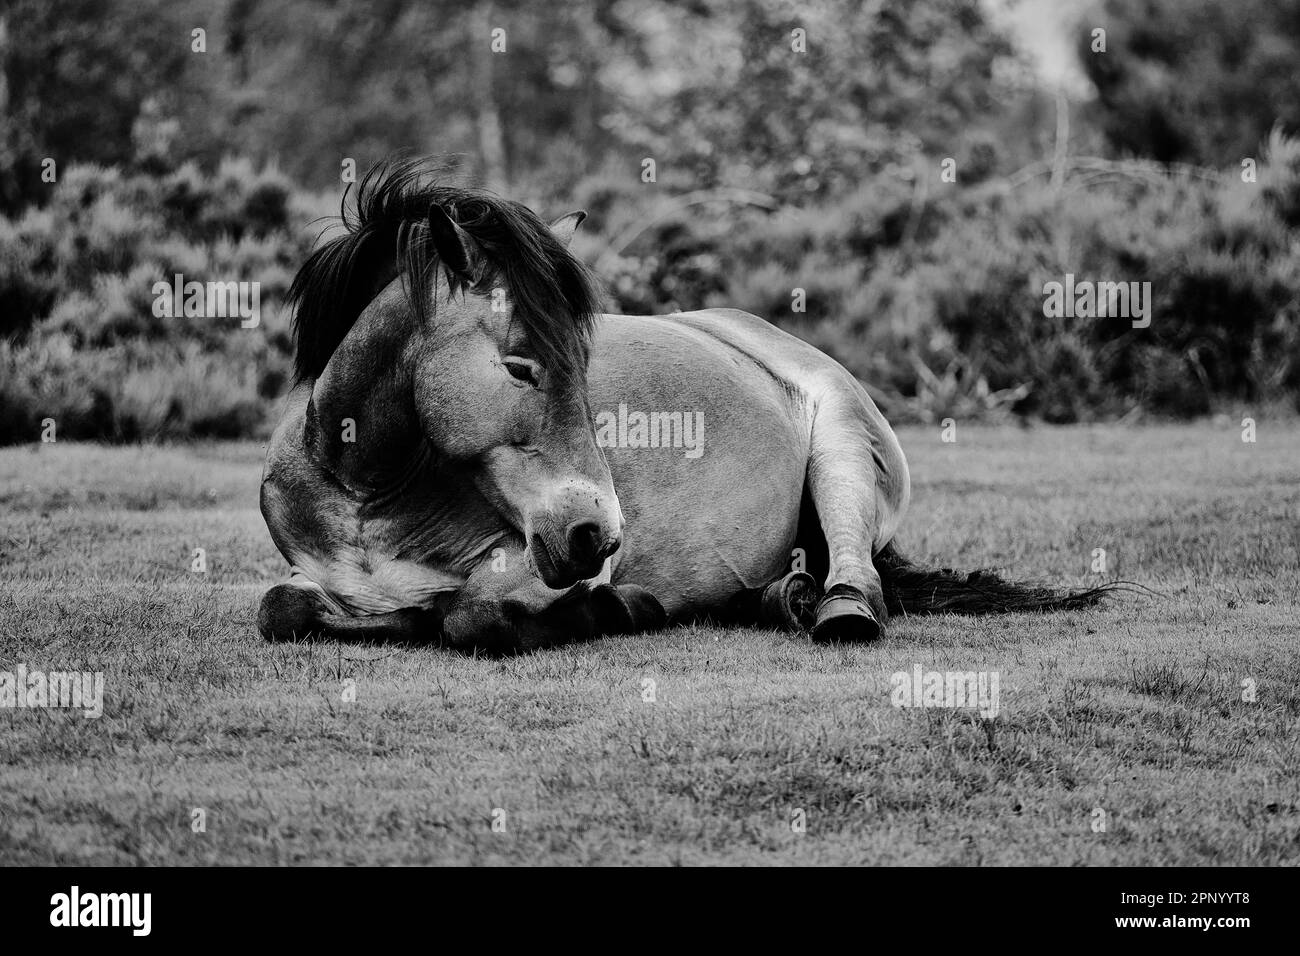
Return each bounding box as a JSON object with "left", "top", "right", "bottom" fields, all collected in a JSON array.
[{"left": 0, "top": 423, "right": 1297, "bottom": 865}]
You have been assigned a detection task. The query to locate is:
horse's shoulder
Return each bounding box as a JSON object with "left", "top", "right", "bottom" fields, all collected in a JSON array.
[{"left": 262, "top": 384, "right": 313, "bottom": 481}]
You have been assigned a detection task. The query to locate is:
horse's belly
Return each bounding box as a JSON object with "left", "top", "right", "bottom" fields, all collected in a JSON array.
[
  {"left": 608, "top": 459, "right": 806, "bottom": 617},
  {"left": 589, "top": 322, "right": 811, "bottom": 617}
]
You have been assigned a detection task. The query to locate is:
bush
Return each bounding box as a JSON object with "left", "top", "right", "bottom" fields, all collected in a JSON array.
[
  {"left": 596, "top": 134, "right": 1300, "bottom": 422},
  {"left": 0, "top": 157, "right": 312, "bottom": 444},
  {"left": 2, "top": 137, "right": 1298, "bottom": 445},
  {"left": 0, "top": 209, "right": 63, "bottom": 337},
  {"left": 0, "top": 332, "right": 280, "bottom": 443},
  {"left": 0, "top": 335, "right": 118, "bottom": 442}
]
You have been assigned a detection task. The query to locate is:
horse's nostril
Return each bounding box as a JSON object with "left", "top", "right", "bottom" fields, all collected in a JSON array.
[
  {"left": 600, "top": 533, "right": 622, "bottom": 560},
  {"left": 567, "top": 521, "right": 600, "bottom": 564},
  {"left": 568, "top": 521, "right": 615, "bottom": 567}
]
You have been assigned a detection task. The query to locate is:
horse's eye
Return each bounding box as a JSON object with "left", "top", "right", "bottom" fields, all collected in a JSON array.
[{"left": 503, "top": 358, "right": 541, "bottom": 388}]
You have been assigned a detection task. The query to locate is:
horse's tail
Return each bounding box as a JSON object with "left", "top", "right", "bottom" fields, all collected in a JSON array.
[{"left": 875, "top": 540, "right": 1117, "bottom": 616}]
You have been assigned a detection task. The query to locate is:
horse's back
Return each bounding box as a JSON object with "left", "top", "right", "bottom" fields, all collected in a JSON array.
[{"left": 594, "top": 307, "right": 904, "bottom": 474}]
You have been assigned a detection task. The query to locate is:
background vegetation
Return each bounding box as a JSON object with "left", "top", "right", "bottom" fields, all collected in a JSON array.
[{"left": 1, "top": 0, "right": 1298, "bottom": 442}]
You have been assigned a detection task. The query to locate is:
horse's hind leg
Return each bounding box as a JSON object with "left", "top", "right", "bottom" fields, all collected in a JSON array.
[
  {"left": 804, "top": 382, "right": 909, "bottom": 642},
  {"left": 726, "top": 571, "right": 821, "bottom": 631}
]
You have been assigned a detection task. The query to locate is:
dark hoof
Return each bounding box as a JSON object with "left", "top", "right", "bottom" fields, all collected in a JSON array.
[
  {"left": 760, "top": 571, "right": 822, "bottom": 631},
  {"left": 591, "top": 584, "right": 667, "bottom": 635},
  {"left": 810, "top": 584, "right": 881, "bottom": 643},
  {"left": 257, "top": 583, "right": 328, "bottom": 642}
]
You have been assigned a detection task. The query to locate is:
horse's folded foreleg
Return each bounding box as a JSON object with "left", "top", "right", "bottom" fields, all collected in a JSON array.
[
  {"left": 257, "top": 579, "right": 443, "bottom": 643},
  {"left": 258, "top": 557, "right": 665, "bottom": 652},
  {"left": 588, "top": 582, "right": 666, "bottom": 635},
  {"left": 442, "top": 554, "right": 665, "bottom": 653}
]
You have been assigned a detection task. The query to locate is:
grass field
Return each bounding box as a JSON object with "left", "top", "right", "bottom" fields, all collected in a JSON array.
[{"left": 1, "top": 423, "right": 1297, "bottom": 865}]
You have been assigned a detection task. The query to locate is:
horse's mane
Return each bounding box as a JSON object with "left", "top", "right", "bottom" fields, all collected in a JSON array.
[{"left": 288, "top": 158, "right": 603, "bottom": 384}]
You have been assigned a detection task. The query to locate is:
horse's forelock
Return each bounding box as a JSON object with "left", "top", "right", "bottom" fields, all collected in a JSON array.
[
  {"left": 288, "top": 159, "right": 603, "bottom": 386},
  {"left": 484, "top": 201, "right": 602, "bottom": 387}
]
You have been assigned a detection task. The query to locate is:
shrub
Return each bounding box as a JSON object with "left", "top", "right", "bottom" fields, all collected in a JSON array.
[
  {"left": 0, "top": 209, "right": 62, "bottom": 337},
  {"left": 0, "top": 335, "right": 117, "bottom": 442},
  {"left": 2, "top": 137, "right": 1298, "bottom": 444}
]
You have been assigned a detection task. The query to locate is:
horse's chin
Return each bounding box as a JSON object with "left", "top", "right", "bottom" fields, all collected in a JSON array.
[{"left": 527, "top": 534, "right": 581, "bottom": 590}]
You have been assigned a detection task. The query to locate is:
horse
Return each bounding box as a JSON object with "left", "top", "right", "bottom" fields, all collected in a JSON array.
[{"left": 258, "top": 159, "right": 1110, "bottom": 652}]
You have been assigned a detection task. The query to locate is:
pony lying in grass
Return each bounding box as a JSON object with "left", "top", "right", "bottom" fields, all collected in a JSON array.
[{"left": 258, "top": 160, "right": 1110, "bottom": 651}]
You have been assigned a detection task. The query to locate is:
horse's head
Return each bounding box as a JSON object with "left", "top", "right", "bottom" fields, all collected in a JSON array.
[
  {"left": 288, "top": 164, "right": 620, "bottom": 589},
  {"left": 411, "top": 200, "right": 620, "bottom": 589}
]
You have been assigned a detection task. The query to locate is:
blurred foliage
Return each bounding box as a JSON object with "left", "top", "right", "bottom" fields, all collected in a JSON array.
[
  {"left": 0, "top": 0, "right": 1020, "bottom": 205},
  {"left": 634, "top": 136, "right": 1300, "bottom": 424},
  {"left": 0, "top": 0, "right": 1297, "bottom": 442},
  {"left": 0, "top": 160, "right": 315, "bottom": 441},
  {"left": 1076, "top": 0, "right": 1300, "bottom": 166}
]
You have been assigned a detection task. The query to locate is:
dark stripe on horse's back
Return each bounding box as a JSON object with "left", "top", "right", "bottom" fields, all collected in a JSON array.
[{"left": 685, "top": 317, "right": 805, "bottom": 405}]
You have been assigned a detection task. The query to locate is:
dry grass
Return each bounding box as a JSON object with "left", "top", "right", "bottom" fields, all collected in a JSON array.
[{"left": 0, "top": 423, "right": 1297, "bottom": 864}]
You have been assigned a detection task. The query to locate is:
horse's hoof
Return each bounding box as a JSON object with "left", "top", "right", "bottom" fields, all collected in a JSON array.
[
  {"left": 760, "top": 571, "right": 821, "bottom": 631},
  {"left": 591, "top": 584, "right": 666, "bottom": 634},
  {"left": 810, "top": 584, "right": 881, "bottom": 643},
  {"left": 257, "top": 583, "right": 327, "bottom": 642}
]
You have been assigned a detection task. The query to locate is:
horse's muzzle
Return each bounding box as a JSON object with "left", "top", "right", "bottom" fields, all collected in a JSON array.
[
  {"left": 568, "top": 520, "right": 620, "bottom": 569},
  {"left": 530, "top": 523, "right": 620, "bottom": 589}
]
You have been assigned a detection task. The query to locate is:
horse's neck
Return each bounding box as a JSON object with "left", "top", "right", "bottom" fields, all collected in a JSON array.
[{"left": 304, "top": 299, "right": 425, "bottom": 494}]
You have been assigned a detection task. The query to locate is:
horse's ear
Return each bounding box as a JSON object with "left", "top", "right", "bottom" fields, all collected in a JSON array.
[
  {"left": 549, "top": 210, "right": 587, "bottom": 248},
  {"left": 427, "top": 204, "right": 486, "bottom": 284}
]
